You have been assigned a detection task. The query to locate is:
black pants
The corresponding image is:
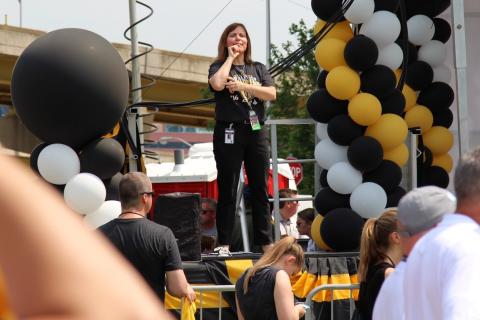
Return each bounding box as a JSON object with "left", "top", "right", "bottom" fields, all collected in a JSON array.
[{"left": 213, "top": 122, "right": 272, "bottom": 246}]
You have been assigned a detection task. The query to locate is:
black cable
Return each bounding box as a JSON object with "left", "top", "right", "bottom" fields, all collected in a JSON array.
[{"left": 396, "top": 0, "right": 409, "bottom": 90}]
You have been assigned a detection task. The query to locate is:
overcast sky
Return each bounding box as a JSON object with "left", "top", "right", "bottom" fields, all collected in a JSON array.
[{"left": 2, "top": 0, "right": 317, "bottom": 63}]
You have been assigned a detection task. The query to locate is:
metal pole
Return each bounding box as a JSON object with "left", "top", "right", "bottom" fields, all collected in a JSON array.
[
  {"left": 236, "top": 166, "right": 250, "bottom": 252},
  {"left": 18, "top": 0, "right": 22, "bottom": 27},
  {"left": 271, "top": 123, "right": 281, "bottom": 241},
  {"left": 127, "top": 0, "right": 144, "bottom": 171},
  {"left": 265, "top": 0, "right": 271, "bottom": 68},
  {"left": 409, "top": 132, "right": 418, "bottom": 190},
  {"left": 452, "top": 0, "right": 470, "bottom": 155}
]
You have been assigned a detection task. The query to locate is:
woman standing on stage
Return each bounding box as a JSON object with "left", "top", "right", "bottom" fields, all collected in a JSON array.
[{"left": 208, "top": 22, "right": 276, "bottom": 255}]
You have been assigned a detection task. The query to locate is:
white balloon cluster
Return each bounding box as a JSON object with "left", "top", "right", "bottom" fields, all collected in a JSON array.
[{"left": 36, "top": 143, "right": 120, "bottom": 227}]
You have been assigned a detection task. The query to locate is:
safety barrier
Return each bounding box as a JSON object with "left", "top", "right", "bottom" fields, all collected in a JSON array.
[
  {"left": 188, "top": 284, "right": 235, "bottom": 320},
  {"left": 304, "top": 283, "right": 359, "bottom": 320}
]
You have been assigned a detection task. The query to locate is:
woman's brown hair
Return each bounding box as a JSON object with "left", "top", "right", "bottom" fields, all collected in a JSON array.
[
  {"left": 358, "top": 209, "right": 398, "bottom": 282},
  {"left": 215, "top": 22, "right": 252, "bottom": 64},
  {"left": 242, "top": 236, "right": 304, "bottom": 294}
]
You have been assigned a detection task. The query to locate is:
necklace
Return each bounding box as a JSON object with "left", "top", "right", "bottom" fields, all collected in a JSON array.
[{"left": 119, "top": 211, "right": 145, "bottom": 218}]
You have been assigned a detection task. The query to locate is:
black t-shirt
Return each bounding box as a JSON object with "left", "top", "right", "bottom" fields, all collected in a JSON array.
[
  {"left": 235, "top": 266, "right": 280, "bottom": 320},
  {"left": 99, "top": 218, "right": 182, "bottom": 301},
  {"left": 356, "top": 261, "right": 393, "bottom": 320},
  {"left": 208, "top": 61, "right": 274, "bottom": 123}
]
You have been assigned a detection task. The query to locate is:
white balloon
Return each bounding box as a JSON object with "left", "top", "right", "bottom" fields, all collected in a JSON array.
[
  {"left": 316, "top": 122, "right": 328, "bottom": 140},
  {"left": 433, "top": 64, "right": 452, "bottom": 83},
  {"left": 327, "top": 162, "right": 363, "bottom": 194},
  {"left": 376, "top": 42, "right": 403, "bottom": 70},
  {"left": 64, "top": 173, "right": 106, "bottom": 215},
  {"left": 360, "top": 11, "right": 401, "bottom": 48},
  {"left": 344, "top": 0, "right": 374, "bottom": 24},
  {"left": 407, "top": 15, "right": 435, "bottom": 46},
  {"left": 350, "top": 182, "right": 387, "bottom": 218},
  {"left": 37, "top": 143, "right": 80, "bottom": 185},
  {"left": 84, "top": 200, "right": 121, "bottom": 229},
  {"left": 314, "top": 137, "right": 348, "bottom": 169},
  {"left": 418, "top": 40, "right": 447, "bottom": 67}
]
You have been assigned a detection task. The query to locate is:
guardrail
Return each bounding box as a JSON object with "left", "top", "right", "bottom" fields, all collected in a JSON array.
[
  {"left": 304, "top": 283, "right": 360, "bottom": 320},
  {"left": 189, "top": 284, "right": 236, "bottom": 320}
]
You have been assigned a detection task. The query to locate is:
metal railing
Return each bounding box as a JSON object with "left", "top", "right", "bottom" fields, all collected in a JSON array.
[
  {"left": 188, "top": 284, "right": 236, "bottom": 320},
  {"left": 304, "top": 284, "right": 360, "bottom": 320}
]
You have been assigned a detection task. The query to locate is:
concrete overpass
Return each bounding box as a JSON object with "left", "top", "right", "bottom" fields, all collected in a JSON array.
[{"left": 0, "top": 24, "right": 215, "bottom": 153}]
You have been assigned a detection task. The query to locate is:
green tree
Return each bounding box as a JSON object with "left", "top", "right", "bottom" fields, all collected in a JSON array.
[{"left": 268, "top": 19, "right": 319, "bottom": 196}]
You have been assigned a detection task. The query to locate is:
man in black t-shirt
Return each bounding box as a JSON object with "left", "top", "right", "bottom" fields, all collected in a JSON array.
[{"left": 99, "top": 172, "right": 195, "bottom": 302}]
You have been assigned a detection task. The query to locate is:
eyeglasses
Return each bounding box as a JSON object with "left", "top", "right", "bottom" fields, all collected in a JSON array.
[{"left": 140, "top": 191, "right": 154, "bottom": 197}]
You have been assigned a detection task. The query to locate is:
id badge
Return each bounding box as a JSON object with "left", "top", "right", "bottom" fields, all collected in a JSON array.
[
  {"left": 249, "top": 110, "right": 261, "bottom": 131},
  {"left": 225, "top": 128, "right": 235, "bottom": 144}
]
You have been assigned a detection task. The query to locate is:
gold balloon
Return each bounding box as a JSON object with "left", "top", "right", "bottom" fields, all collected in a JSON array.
[
  {"left": 314, "top": 20, "right": 354, "bottom": 42},
  {"left": 404, "top": 105, "right": 433, "bottom": 133},
  {"left": 432, "top": 153, "right": 453, "bottom": 173},
  {"left": 315, "top": 38, "right": 347, "bottom": 71},
  {"left": 348, "top": 93, "right": 382, "bottom": 126},
  {"left": 383, "top": 143, "right": 409, "bottom": 167},
  {"left": 311, "top": 214, "right": 332, "bottom": 251},
  {"left": 365, "top": 114, "right": 408, "bottom": 149},
  {"left": 423, "top": 126, "right": 454, "bottom": 155},
  {"left": 402, "top": 84, "right": 417, "bottom": 112},
  {"left": 325, "top": 66, "right": 360, "bottom": 100}
]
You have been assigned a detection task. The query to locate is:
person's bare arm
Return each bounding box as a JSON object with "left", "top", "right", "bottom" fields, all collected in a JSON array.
[
  {"left": 208, "top": 45, "right": 238, "bottom": 91},
  {"left": 274, "top": 270, "right": 305, "bottom": 320},
  {"left": 166, "top": 269, "right": 196, "bottom": 302},
  {"left": 225, "top": 78, "right": 276, "bottom": 101},
  {"left": 0, "top": 152, "right": 173, "bottom": 320}
]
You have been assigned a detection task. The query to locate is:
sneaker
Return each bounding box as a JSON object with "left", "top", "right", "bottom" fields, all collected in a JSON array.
[{"left": 213, "top": 246, "right": 232, "bottom": 257}]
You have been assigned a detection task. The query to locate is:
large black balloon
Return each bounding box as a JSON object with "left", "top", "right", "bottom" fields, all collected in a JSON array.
[
  {"left": 386, "top": 186, "right": 406, "bottom": 207},
  {"left": 317, "top": 70, "right": 328, "bottom": 89},
  {"left": 406, "top": 61, "right": 433, "bottom": 91},
  {"left": 421, "top": 166, "right": 450, "bottom": 188},
  {"left": 104, "top": 172, "right": 123, "bottom": 201},
  {"left": 374, "top": 0, "right": 400, "bottom": 12},
  {"left": 405, "top": 0, "right": 451, "bottom": 18},
  {"left": 321, "top": 208, "right": 364, "bottom": 251},
  {"left": 306, "top": 89, "right": 348, "bottom": 123},
  {"left": 348, "top": 136, "right": 383, "bottom": 172},
  {"left": 79, "top": 138, "right": 125, "bottom": 179},
  {"left": 433, "top": 108, "right": 454, "bottom": 128},
  {"left": 433, "top": 18, "right": 452, "bottom": 43},
  {"left": 344, "top": 35, "right": 378, "bottom": 72},
  {"left": 360, "top": 65, "right": 396, "bottom": 98},
  {"left": 418, "top": 82, "right": 455, "bottom": 111},
  {"left": 327, "top": 115, "right": 364, "bottom": 146},
  {"left": 380, "top": 89, "right": 406, "bottom": 115},
  {"left": 320, "top": 169, "right": 329, "bottom": 188},
  {"left": 364, "top": 160, "right": 402, "bottom": 192},
  {"left": 311, "top": 0, "right": 344, "bottom": 21},
  {"left": 30, "top": 142, "right": 49, "bottom": 174},
  {"left": 11, "top": 28, "right": 129, "bottom": 148},
  {"left": 314, "top": 187, "right": 351, "bottom": 215}
]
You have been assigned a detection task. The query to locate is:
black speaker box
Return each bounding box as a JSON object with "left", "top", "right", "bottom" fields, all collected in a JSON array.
[{"left": 153, "top": 192, "right": 201, "bottom": 261}]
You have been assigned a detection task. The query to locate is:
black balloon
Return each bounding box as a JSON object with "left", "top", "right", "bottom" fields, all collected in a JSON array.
[
  {"left": 374, "top": 0, "right": 400, "bottom": 12},
  {"left": 380, "top": 89, "right": 406, "bottom": 115},
  {"left": 405, "top": 0, "right": 451, "bottom": 18},
  {"left": 433, "top": 108, "right": 454, "bottom": 128},
  {"left": 314, "top": 187, "right": 351, "bottom": 215},
  {"left": 364, "top": 160, "right": 402, "bottom": 192},
  {"left": 406, "top": 61, "right": 433, "bottom": 91},
  {"left": 11, "top": 28, "right": 129, "bottom": 148},
  {"left": 317, "top": 70, "right": 328, "bottom": 89},
  {"left": 30, "top": 142, "right": 49, "bottom": 174},
  {"left": 361, "top": 65, "right": 396, "bottom": 98},
  {"left": 306, "top": 89, "right": 348, "bottom": 123},
  {"left": 311, "top": 0, "right": 344, "bottom": 21},
  {"left": 433, "top": 18, "right": 452, "bottom": 43},
  {"left": 79, "top": 138, "right": 125, "bottom": 179},
  {"left": 344, "top": 35, "right": 378, "bottom": 72},
  {"left": 348, "top": 136, "right": 383, "bottom": 172},
  {"left": 386, "top": 186, "right": 406, "bottom": 207},
  {"left": 320, "top": 208, "right": 364, "bottom": 251},
  {"left": 422, "top": 146, "right": 433, "bottom": 167},
  {"left": 320, "top": 169, "right": 329, "bottom": 188},
  {"left": 104, "top": 172, "right": 123, "bottom": 201},
  {"left": 418, "top": 82, "right": 455, "bottom": 111},
  {"left": 421, "top": 166, "right": 450, "bottom": 188},
  {"left": 327, "top": 115, "right": 364, "bottom": 146}
]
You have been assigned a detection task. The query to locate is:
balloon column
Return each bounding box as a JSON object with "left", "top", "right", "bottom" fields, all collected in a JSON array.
[
  {"left": 308, "top": 0, "right": 453, "bottom": 251},
  {"left": 11, "top": 29, "right": 129, "bottom": 227}
]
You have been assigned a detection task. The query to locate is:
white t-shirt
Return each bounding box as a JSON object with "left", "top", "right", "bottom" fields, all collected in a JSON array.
[
  {"left": 403, "top": 213, "right": 480, "bottom": 320},
  {"left": 372, "top": 261, "right": 405, "bottom": 320}
]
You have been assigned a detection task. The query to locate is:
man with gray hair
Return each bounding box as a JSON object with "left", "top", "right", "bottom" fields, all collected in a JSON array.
[
  {"left": 99, "top": 172, "right": 195, "bottom": 303},
  {"left": 402, "top": 148, "right": 480, "bottom": 319},
  {"left": 372, "top": 186, "right": 456, "bottom": 320}
]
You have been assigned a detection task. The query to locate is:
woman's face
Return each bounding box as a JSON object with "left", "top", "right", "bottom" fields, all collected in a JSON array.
[
  {"left": 296, "top": 218, "right": 311, "bottom": 236},
  {"left": 226, "top": 26, "right": 248, "bottom": 55}
]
